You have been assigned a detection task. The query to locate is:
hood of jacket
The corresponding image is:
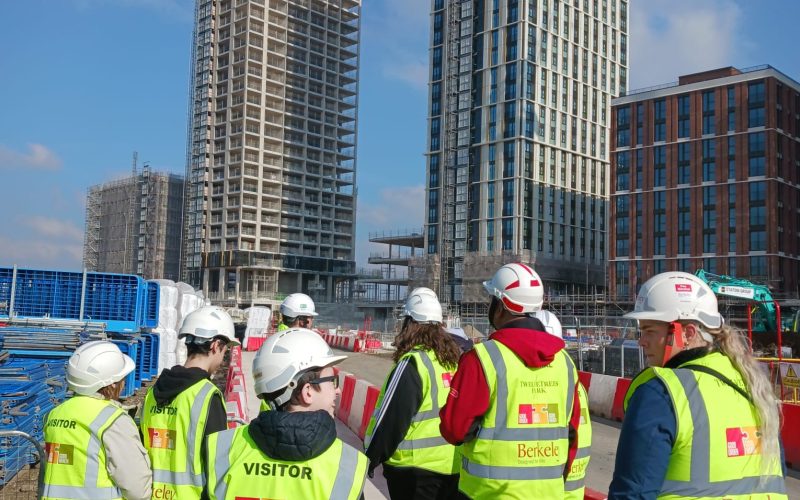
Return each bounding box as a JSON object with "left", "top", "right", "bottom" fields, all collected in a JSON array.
[
  {"left": 151, "top": 366, "right": 211, "bottom": 406},
  {"left": 247, "top": 410, "right": 337, "bottom": 461},
  {"left": 489, "top": 316, "right": 566, "bottom": 368}
]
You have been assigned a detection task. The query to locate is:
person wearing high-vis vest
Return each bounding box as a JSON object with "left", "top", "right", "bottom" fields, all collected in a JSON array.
[
  {"left": 277, "top": 292, "right": 318, "bottom": 331},
  {"left": 365, "top": 287, "right": 462, "bottom": 499},
  {"left": 141, "top": 306, "right": 238, "bottom": 500},
  {"left": 439, "top": 263, "right": 584, "bottom": 499},
  {"left": 534, "top": 310, "right": 592, "bottom": 500},
  {"left": 609, "top": 271, "right": 787, "bottom": 499},
  {"left": 205, "top": 328, "right": 367, "bottom": 500},
  {"left": 41, "top": 341, "right": 152, "bottom": 500}
]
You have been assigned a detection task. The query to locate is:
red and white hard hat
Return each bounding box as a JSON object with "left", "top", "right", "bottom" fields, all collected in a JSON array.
[
  {"left": 624, "top": 271, "right": 723, "bottom": 329},
  {"left": 483, "top": 263, "right": 544, "bottom": 314}
]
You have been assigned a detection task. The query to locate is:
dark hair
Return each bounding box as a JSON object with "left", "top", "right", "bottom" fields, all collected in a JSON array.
[
  {"left": 185, "top": 336, "right": 228, "bottom": 357},
  {"left": 264, "top": 369, "right": 322, "bottom": 410},
  {"left": 393, "top": 319, "right": 461, "bottom": 370}
]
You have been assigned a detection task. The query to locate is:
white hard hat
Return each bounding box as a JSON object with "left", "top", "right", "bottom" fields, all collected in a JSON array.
[
  {"left": 252, "top": 328, "right": 346, "bottom": 406},
  {"left": 67, "top": 341, "right": 135, "bottom": 395},
  {"left": 624, "top": 271, "right": 723, "bottom": 329},
  {"left": 483, "top": 263, "right": 545, "bottom": 314},
  {"left": 404, "top": 287, "right": 443, "bottom": 323},
  {"left": 178, "top": 305, "right": 239, "bottom": 346},
  {"left": 280, "top": 293, "right": 318, "bottom": 318},
  {"left": 534, "top": 310, "right": 563, "bottom": 339}
]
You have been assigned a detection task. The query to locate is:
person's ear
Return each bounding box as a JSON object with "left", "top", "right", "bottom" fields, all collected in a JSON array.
[{"left": 682, "top": 323, "right": 699, "bottom": 344}]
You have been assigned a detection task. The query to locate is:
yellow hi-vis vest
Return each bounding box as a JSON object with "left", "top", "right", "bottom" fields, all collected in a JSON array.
[
  {"left": 459, "top": 341, "right": 577, "bottom": 499},
  {"left": 41, "top": 395, "right": 126, "bottom": 500},
  {"left": 141, "top": 378, "right": 222, "bottom": 499},
  {"left": 565, "top": 381, "right": 592, "bottom": 500},
  {"left": 277, "top": 323, "right": 289, "bottom": 331},
  {"left": 364, "top": 348, "right": 460, "bottom": 475},
  {"left": 625, "top": 351, "right": 787, "bottom": 499},
  {"left": 206, "top": 424, "right": 368, "bottom": 500}
]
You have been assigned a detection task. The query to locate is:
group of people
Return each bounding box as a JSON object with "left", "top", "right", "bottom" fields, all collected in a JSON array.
[{"left": 39, "top": 265, "right": 789, "bottom": 499}]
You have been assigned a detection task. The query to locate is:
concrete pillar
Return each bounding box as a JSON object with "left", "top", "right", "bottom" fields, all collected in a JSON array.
[
  {"left": 327, "top": 275, "right": 333, "bottom": 302},
  {"left": 234, "top": 268, "right": 241, "bottom": 305},
  {"left": 202, "top": 269, "right": 209, "bottom": 299},
  {"left": 218, "top": 269, "right": 225, "bottom": 296},
  {"left": 296, "top": 273, "right": 302, "bottom": 293}
]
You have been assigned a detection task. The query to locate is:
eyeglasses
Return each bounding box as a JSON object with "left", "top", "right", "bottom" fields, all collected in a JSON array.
[{"left": 309, "top": 375, "right": 339, "bottom": 389}]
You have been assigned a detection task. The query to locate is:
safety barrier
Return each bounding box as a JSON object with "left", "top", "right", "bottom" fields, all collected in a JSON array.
[
  {"left": 223, "top": 346, "right": 249, "bottom": 427},
  {"left": 0, "top": 430, "right": 44, "bottom": 498}
]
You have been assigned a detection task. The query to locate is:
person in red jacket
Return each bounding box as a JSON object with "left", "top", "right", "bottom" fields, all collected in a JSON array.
[{"left": 439, "top": 263, "right": 583, "bottom": 498}]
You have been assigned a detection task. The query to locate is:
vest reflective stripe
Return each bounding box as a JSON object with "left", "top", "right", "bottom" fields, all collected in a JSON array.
[
  {"left": 142, "top": 379, "right": 220, "bottom": 497},
  {"left": 207, "top": 425, "right": 367, "bottom": 500},
  {"left": 625, "top": 353, "right": 787, "bottom": 500},
  {"left": 42, "top": 397, "right": 125, "bottom": 500},
  {"left": 366, "top": 349, "right": 459, "bottom": 474},
  {"left": 565, "top": 383, "right": 592, "bottom": 500},
  {"left": 459, "top": 341, "right": 576, "bottom": 499}
]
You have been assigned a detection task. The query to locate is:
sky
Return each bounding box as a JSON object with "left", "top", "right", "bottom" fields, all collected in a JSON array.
[{"left": 0, "top": 0, "right": 799, "bottom": 272}]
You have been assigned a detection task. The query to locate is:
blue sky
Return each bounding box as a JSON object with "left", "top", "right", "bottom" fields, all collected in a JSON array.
[{"left": 0, "top": 0, "right": 798, "bottom": 271}]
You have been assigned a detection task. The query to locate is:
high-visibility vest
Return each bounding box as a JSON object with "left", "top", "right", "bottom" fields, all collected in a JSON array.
[
  {"left": 365, "top": 348, "right": 460, "bottom": 475},
  {"left": 41, "top": 395, "right": 126, "bottom": 500},
  {"left": 625, "top": 352, "right": 787, "bottom": 499},
  {"left": 277, "top": 323, "right": 289, "bottom": 331},
  {"left": 459, "top": 341, "right": 577, "bottom": 499},
  {"left": 141, "top": 378, "right": 222, "bottom": 499},
  {"left": 565, "top": 382, "right": 591, "bottom": 500},
  {"left": 206, "top": 424, "right": 368, "bottom": 500}
]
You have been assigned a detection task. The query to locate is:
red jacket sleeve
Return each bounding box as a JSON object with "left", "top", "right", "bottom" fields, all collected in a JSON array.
[
  {"left": 564, "top": 382, "right": 582, "bottom": 478},
  {"left": 439, "top": 350, "right": 490, "bottom": 445}
]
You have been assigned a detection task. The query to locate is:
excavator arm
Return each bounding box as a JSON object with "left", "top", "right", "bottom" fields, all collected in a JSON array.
[{"left": 694, "top": 269, "right": 777, "bottom": 332}]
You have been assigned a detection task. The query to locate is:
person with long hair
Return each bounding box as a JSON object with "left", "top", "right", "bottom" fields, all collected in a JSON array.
[
  {"left": 609, "top": 271, "right": 787, "bottom": 499},
  {"left": 365, "top": 287, "right": 462, "bottom": 499}
]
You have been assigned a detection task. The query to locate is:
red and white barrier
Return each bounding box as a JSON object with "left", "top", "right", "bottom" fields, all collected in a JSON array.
[
  {"left": 224, "top": 346, "right": 249, "bottom": 427},
  {"left": 579, "top": 371, "right": 631, "bottom": 421},
  {"left": 334, "top": 368, "right": 381, "bottom": 440}
]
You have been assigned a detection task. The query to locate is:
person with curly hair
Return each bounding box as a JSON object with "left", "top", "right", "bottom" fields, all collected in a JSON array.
[{"left": 364, "top": 287, "right": 462, "bottom": 499}]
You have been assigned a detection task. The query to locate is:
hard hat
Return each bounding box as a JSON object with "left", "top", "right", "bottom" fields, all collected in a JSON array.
[
  {"left": 280, "top": 293, "right": 318, "bottom": 318},
  {"left": 252, "top": 328, "right": 346, "bottom": 406},
  {"left": 404, "top": 287, "right": 443, "bottom": 323},
  {"left": 178, "top": 305, "right": 240, "bottom": 346},
  {"left": 483, "top": 263, "right": 544, "bottom": 314},
  {"left": 534, "top": 310, "right": 563, "bottom": 338},
  {"left": 67, "top": 341, "right": 135, "bottom": 395},
  {"left": 624, "top": 271, "right": 723, "bottom": 329}
]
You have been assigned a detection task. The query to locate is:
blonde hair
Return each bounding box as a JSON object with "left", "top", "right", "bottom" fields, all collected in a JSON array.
[{"left": 703, "top": 324, "right": 782, "bottom": 476}]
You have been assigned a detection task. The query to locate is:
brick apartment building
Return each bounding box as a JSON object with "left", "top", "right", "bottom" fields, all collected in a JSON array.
[{"left": 610, "top": 66, "right": 800, "bottom": 299}]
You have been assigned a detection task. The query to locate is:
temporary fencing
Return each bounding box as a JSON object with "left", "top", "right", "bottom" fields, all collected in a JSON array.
[
  {"left": 0, "top": 430, "right": 43, "bottom": 499},
  {"left": 224, "top": 346, "right": 249, "bottom": 426}
]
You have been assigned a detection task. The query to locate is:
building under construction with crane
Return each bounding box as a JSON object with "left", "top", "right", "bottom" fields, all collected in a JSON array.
[{"left": 83, "top": 155, "right": 185, "bottom": 280}]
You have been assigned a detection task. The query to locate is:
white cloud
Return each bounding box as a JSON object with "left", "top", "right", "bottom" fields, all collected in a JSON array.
[
  {"left": 0, "top": 143, "right": 62, "bottom": 171},
  {"left": 0, "top": 236, "right": 83, "bottom": 270},
  {"left": 630, "top": 0, "right": 746, "bottom": 89},
  {"left": 366, "top": 0, "right": 430, "bottom": 90},
  {"left": 23, "top": 216, "right": 84, "bottom": 243}
]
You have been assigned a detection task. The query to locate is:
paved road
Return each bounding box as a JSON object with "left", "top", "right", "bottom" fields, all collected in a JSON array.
[{"left": 241, "top": 349, "right": 800, "bottom": 498}]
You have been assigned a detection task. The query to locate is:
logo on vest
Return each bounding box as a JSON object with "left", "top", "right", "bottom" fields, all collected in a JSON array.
[
  {"left": 150, "top": 405, "right": 178, "bottom": 415},
  {"left": 517, "top": 442, "right": 559, "bottom": 460},
  {"left": 45, "top": 443, "right": 74, "bottom": 465},
  {"left": 153, "top": 485, "right": 177, "bottom": 499},
  {"left": 726, "top": 426, "right": 762, "bottom": 457},
  {"left": 441, "top": 372, "right": 452, "bottom": 388},
  {"left": 45, "top": 418, "right": 77, "bottom": 429},
  {"left": 148, "top": 428, "right": 177, "bottom": 450},
  {"left": 518, "top": 404, "right": 559, "bottom": 425}
]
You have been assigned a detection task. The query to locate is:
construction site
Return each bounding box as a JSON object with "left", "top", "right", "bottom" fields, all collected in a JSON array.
[{"left": 83, "top": 154, "right": 185, "bottom": 281}]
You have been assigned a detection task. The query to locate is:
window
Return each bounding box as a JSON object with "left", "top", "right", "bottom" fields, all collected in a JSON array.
[
  {"left": 677, "top": 94, "right": 690, "bottom": 138},
  {"left": 636, "top": 103, "right": 644, "bottom": 145},
  {"left": 727, "top": 86, "right": 735, "bottom": 132},
  {"left": 616, "top": 106, "right": 630, "bottom": 147},
  {"left": 727, "top": 136, "right": 736, "bottom": 180},
  {"left": 748, "top": 182, "right": 766, "bottom": 252},
  {"left": 702, "top": 90, "right": 715, "bottom": 135},
  {"left": 677, "top": 142, "right": 690, "bottom": 185},
  {"left": 728, "top": 185, "right": 736, "bottom": 253},
  {"left": 653, "top": 146, "right": 666, "bottom": 187},
  {"left": 653, "top": 99, "right": 666, "bottom": 142},
  {"left": 702, "top": 186, "right": 716, "bottom": 253},
  {"left": 748, "top": 132, "right": 765, "bottom": 177},
  {"left": 653, "top": 191, "right": 666, "bottom": 255},
  {"left": 677, "top": 189, "right": 690, "bottom": 254},
  {"left": 702, "top": 139, "right": 715, "bottom": 183},
  {"left": 616, "top": 151, "right": 630, "bottom": 190},
  {"left": 747, "top": 81, "right": 765, "bottom": 128}
]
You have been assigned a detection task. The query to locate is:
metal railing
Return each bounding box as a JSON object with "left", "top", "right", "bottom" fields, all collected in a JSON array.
[{"left": 0, "top": 430, "right": 44, "bottom": 499}]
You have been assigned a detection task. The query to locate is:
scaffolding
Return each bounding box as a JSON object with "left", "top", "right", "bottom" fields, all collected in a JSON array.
[{"left": 82, "top": 165, "right": 184, "bottom": 280}]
